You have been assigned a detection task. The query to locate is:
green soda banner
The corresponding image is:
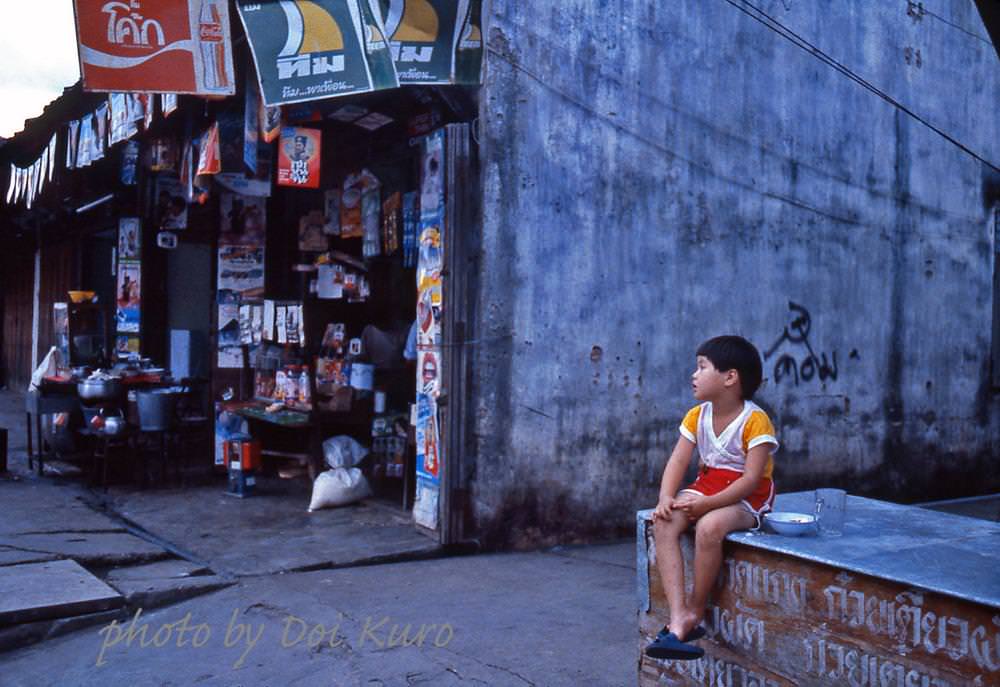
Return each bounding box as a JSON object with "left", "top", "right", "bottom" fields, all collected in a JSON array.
[
  {"left": 453, "top": 0, "right": 482, "bottom": 85},
  {"left": 379, "top": 0, "right": 481, "bottom": 85},
  {"left": 238, "top": 0, "right": 398, "bottom": 107}
]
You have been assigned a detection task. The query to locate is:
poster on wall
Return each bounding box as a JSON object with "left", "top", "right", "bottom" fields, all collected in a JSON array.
[
  {"left": 277, "top": 127, "right": 321, "bottom": 189},
  {"left": 220, "top": 193, "right": 267, "bottom": 245},
  {"left": 73, "top": 0, "right": 235, "bottom": 96},
  {"left": 415, "top": 393, "right": 440, "bottom": 484},
  {"left": 115, "top": 335, "right": 141, "bottom": 359},
  {"left": 298, "top": 211, "right": 328, "bottom": 252},
  {"left": 217, "top": 302, "right": 244, "bottom": 368},
  {"left": 416, "top": 279, "right": 441, "bottom": 348},
  {"left": 413, "top": 479, "right": 439, "bottom": 530},
  {"left": 379, "top": 0, "right": 472, "bottom": 85},
  {"left": 155, "top": 175, "right": 188, "bottom": 230},
  {"left": 118, "top": 217, "right": 141, "bottom": 259},
  {"left": 116, "top": 261, "right": 141, "bottom": 333},
  {"left": 418, "top": 349, "right": 440, "bottom": 397},
  {"left": 218, "top": 245, "right": 265, "bottom": 298},
  {"left": 237, "top": 0, "right": 398, "bottom": 107},
  {"left": 420, "top": 128, "right": 444, "bottom": 220}
]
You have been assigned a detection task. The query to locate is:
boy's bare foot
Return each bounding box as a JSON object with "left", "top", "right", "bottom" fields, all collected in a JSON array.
[{"left": 668, "top": 610, "right": 701, "bottom": 641}]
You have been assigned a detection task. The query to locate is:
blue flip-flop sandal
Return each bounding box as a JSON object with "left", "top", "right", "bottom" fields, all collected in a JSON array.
[
  {"left": 644, "top": 631, "right": 706, "bottom": 660},
  {"left": 655, "top": 625, "right": 707, "bottom": 642}
]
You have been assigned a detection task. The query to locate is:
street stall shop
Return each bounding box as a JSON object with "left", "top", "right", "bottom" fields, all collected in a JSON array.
[{"left": 5, "top": 0, "right": 482, "bottom": 537}]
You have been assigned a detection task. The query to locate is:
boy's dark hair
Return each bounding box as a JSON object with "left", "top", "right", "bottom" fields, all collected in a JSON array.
[{"left": 696, "top": 335, "right": 763, "bottom": 399}]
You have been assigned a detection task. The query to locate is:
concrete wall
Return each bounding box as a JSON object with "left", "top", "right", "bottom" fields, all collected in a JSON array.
[{"left": 468, "top": 0, "right": 1000, "bottom": 547}]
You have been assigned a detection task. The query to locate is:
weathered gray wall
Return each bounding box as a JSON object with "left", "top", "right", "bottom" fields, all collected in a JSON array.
[{"left": 467, "top": 0, "right": 1000, "bottom": 547}]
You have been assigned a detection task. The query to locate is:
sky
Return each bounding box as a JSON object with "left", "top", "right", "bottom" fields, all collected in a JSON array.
[{"left": 0, "top": 2, "right": 81, "bottom": 138}]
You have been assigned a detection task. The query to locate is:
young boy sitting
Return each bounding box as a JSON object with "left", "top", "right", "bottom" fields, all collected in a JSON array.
[{"left": 644, "top": 335, "right": 778, "bottom": 660}]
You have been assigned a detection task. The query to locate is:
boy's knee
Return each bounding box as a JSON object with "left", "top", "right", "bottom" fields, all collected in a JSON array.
[
  {"left": 694, "top": 520, "right": 726, "bottom": 548},
  {"left": 653, "top": 516, "right": 683, "bottom": 539}
]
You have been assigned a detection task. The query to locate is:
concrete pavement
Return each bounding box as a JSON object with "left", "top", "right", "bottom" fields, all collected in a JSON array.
[{"left": 1, "top": 542, "right": 638, "bottom": 686}]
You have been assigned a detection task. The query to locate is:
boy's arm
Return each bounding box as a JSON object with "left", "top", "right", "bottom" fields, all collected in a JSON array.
[
  {"left": 674, "top": 444, "right": 770, "bottom": 519},
  {"left": 652, "top": 436, "right": 696, "bottom": 521}
]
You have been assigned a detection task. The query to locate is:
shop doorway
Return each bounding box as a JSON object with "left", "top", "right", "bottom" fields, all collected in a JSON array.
[{"left": 166, "top": 243, "right": 212, "bottom": 378}]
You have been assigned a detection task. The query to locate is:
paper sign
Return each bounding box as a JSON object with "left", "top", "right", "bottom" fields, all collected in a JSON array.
[
  {"left": 276, "top": 306, "right": 287, "bottom": 344},
  {"left": 263, "top": 300, "right": 275, "bottom": 341},
  {"left": 116, "top": 261, "right": 141, "bottom": 333},
  {"left": 73, "top": 0, "right": 235, "bottom": 95},
  {"left": 415, "top": 392, "right": 440, "bottom": 483},
  {"left": 244, "top": 72, "right": 259, "bottom": 174},
  {"left": 277, "top": 127, "right": 321, "bottom": 189},
  {"left": 118, "top": 217, "right": 141, "bottom": 259}
]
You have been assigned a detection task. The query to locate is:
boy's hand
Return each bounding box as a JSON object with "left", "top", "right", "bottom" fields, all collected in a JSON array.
[
  {"left": 673, "top": 493, "right": 709, "bottom": 521},
  {"left": 651, "top": 498, "right": 675, "bottom": 522}
]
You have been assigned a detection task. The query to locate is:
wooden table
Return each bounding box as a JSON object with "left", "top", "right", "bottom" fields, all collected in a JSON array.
[
  {"left": 637, "top": 492, "right": 1000, "bottom": 686},
  {"left": 25, "top": 389, "right": 79, "bottom": 475},
  {"left": 227, "top": 402, "right": 320, "bottom": 480}
]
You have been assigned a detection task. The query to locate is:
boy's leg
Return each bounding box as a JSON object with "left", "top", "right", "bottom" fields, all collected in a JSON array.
[
  {"left": 687, "top": 504, "right": 755, "bottom": 634},
  {"left": 652, "top": 513, "right": 693, "bottom": 638}
]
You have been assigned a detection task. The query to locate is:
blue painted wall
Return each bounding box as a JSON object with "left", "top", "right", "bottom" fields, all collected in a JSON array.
[{"left": 467, "top": 0, "right": 1000, "bottom": 546}]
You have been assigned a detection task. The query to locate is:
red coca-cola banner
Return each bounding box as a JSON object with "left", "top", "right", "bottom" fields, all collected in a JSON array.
[{"left": 73, "top": 0, "right": 235, "bottom": 95}]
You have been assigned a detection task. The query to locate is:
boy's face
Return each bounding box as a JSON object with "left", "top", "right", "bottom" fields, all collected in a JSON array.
[{"left": 691, "top": 355, "right": 738, "bottom": 401}]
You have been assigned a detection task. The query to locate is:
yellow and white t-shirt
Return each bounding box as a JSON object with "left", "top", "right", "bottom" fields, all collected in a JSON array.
[{"left": 680, "top": 401, "right": 779, "bottom": 478}]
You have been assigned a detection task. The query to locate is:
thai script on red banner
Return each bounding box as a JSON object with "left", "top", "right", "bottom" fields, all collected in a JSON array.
[
  {"left": 277, "top": 127, "right": 322, "bottom": 189},
  {"left": 73, "top": 0, "right": 235, "bottom": 95}
]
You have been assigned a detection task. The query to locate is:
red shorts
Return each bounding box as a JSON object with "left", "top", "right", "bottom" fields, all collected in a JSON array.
[{"left": 681, "top": 466, "right": 775, "bottom": 517}]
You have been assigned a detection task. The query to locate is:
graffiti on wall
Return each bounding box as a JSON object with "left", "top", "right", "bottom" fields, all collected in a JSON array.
[{"left": 764, "top": 301, "right": 858, "bottom": 387}]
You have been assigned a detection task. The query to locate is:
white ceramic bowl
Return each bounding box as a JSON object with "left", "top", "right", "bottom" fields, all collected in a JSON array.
[{"left": 764, "top": 511, "right": 817, "bottom": 536}]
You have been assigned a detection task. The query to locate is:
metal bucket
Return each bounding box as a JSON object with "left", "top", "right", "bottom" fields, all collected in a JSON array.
[{"left": 136, "top": 390, "right": 179, "bottom": 432}]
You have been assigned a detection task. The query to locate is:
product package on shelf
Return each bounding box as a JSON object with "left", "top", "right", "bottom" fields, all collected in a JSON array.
[{"left": 315, "top": 322, "right": 351, "bottom": 412}]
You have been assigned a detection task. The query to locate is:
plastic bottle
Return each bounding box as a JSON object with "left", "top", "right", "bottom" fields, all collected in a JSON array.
[
  {"left": 299, "top": 366, "right": 311, "bottom": 405},
  {"left": 285, "top": 365, "right": 299, "bottom": 403}
]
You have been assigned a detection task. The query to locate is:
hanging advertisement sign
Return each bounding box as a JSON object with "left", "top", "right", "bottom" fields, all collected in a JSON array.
[
  {"left": 237, "top": 0, "right": 398, "bottom": 107},
  {"left": 244, "top": 73, "right": 260, "bottom": 174},
  {"left": 196, "top": 122, "right": 221, "bottom": 176},
  {"left": 378, "top": 0, "right": 470, "bottom": 84},
  {"left": 260, "top": 105, "right": 282, "bottom": 143},
  {"left": 277, "top": 127, "right": 321, "bottom": 189},
  {"left": 162, "top": 93, "right": 178, "bottom": 117},
  {"left": 116, "top": 261, "right": 142, "bottom": 333},
  {"left": 72, "top": 0, "right": 235, "bottom": 96},
  {"left": 217, "top": 110, "right": 245, "bottom": 174},
  {"left": 121, "top": 140, "right": 140, "bottom": 185},
  {"left": 66, "top": 120, "right": 80, "bottom": 169},
  {"left": 108, "top": 93, "right": 134, "bottom": 145},
  {"left": 454, "top": 0, "right": 483, "bottom": 85}
]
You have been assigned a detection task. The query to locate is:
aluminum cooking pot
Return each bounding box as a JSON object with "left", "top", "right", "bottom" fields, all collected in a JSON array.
[
  {"left": 102, "top": 411, "right": 127, "bottom": 437},
  {"left": 77, "top": 378, "right": 124, "bottom": 403}
]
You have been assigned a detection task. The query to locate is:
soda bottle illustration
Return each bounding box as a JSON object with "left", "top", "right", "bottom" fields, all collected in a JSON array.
[{"left": 198, "top": 0, "right": 228, "bottom": 91}]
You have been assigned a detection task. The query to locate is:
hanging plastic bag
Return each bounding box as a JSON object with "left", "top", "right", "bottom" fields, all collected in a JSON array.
[
  {"left": 307, "top": 468, "right": 371, "bottom": 512},
  {"left": 322, "top": 435, "right": 369, "bottom": 469},
  {"left": 28, "top": 346, "right": 63, "bottom": 392}
]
